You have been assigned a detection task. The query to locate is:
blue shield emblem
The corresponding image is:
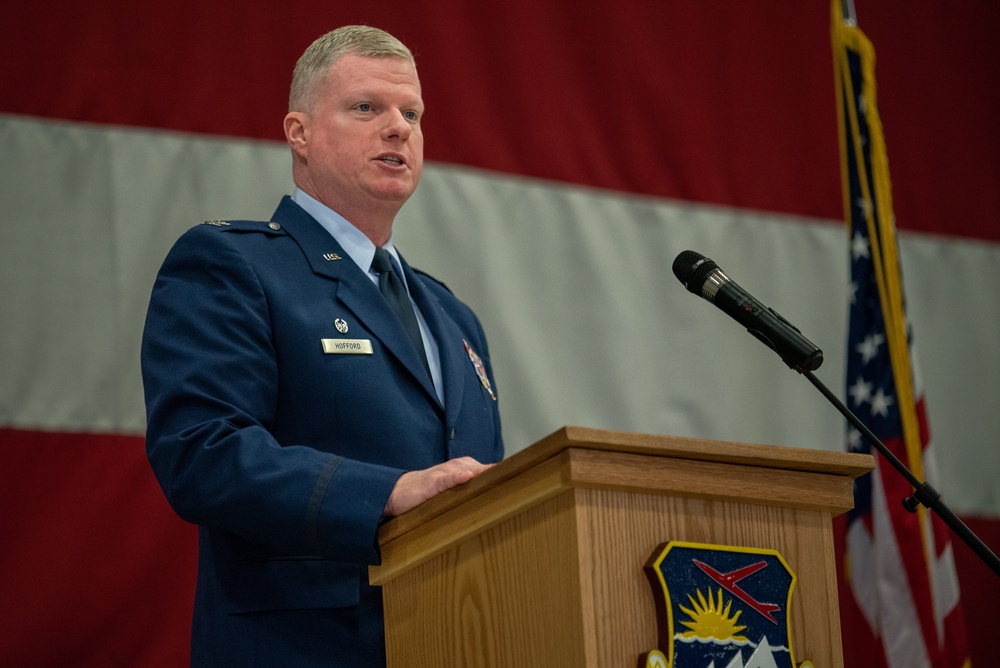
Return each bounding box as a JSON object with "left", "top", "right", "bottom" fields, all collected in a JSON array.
[{"left": 642, "top": 542, "right": 813, "bottom": 668}]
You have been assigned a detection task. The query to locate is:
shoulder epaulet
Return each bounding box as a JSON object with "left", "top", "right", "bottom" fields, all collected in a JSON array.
[{"left": 197, "top": 219, "right": 287, "bottom": 234}]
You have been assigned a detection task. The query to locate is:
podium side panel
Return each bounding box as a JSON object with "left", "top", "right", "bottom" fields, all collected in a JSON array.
[
  {"left": 574, "top": 488, "right": 844, "bottom": 668},
  {"left": 383, "top": 491, "right": 591, "bottom": 667}
]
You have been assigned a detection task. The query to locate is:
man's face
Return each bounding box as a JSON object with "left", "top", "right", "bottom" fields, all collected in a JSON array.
[{"left": 294, "top": 53, "right": 424, "bottom": 218}]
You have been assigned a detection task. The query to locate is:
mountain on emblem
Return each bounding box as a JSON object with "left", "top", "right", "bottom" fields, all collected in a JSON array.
[{"left": 640, "top": 542, "right": 815, "bottom": 668}]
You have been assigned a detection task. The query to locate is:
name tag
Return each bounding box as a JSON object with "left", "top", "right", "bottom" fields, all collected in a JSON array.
[{"left": 322, "top": 339, "right": 373, "bottom": 355}]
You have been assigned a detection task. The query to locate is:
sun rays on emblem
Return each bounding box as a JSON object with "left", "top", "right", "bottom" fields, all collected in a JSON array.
[{"left": 678, "top": 588, "right": 748, "bottom": 641}]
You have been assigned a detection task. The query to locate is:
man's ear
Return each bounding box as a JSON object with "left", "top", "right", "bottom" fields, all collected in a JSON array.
[{"left": 284, "top": 112, "right": 309, "bottom": 158}]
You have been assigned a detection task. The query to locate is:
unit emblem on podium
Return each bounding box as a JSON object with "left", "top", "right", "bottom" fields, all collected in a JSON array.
[{"left": 641, "top": 542, "right": 814, "bottom": 668}]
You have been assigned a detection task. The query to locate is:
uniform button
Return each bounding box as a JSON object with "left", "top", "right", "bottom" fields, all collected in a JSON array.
[
  {"left": 269, "top": 222, "right": 281, "bottom": 230},
  {"left": 450, "top": 429, "right": 456, "bottom": 440}
]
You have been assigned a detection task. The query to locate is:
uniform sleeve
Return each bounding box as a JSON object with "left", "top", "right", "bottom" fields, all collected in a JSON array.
[{"left": 141, "top": 226, "right": 403, "bottom": 564}]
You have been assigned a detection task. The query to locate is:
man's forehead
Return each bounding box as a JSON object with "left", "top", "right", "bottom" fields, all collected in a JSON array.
[
  {"left": 324, "top": 54, "right": 421, "bottom": 99},
  {"left": 331, "top": 53, "right": 419, "bottom": 80}
]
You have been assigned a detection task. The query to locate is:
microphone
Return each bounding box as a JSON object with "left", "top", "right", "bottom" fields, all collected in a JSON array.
[{"left": 672, "top": 250, "right": 823, "bottom": 372}]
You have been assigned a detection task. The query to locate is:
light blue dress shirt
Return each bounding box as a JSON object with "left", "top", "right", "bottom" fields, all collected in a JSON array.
[{"left": 291, "top": 188, "right": 444, "bottom": 405}]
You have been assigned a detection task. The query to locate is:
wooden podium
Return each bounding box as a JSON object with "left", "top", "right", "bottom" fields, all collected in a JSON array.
[{"left": 370, "top": 426, "right": 874, "bottom": 667}]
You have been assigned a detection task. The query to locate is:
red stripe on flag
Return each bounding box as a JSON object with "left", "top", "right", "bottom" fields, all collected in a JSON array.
[
  {"left": 838, "top": 511, "right": 998, "bottom": 668},
  {"left": 0, "top": 428, "right": 197, "bottom": 667},
  {"left": 876, "top": 441, "right": 941, "bottom": 653},
  {"left": 952, "top": 516, "right": 1000, "bottom": 666},
  {"left": 1, "top": 1, "right": 998, "bottom": 241}
]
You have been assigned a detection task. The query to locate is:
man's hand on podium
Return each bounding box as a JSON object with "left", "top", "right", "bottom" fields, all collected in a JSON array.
[{"left": 384, "top": 457, "right": 493, "bottom": 517}]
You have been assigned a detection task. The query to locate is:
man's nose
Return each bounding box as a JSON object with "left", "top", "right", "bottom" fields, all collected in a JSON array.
[{"left": 383, "top": 109, "right": 412, "bottom": 140}]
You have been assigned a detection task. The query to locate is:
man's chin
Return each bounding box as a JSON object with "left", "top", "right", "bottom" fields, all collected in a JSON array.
[{"left": 368, "top": 182, "right": 418, "bottom": 203}]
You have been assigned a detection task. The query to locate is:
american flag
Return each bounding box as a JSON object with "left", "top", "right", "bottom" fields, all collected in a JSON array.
[{"left": 833, "top": 2, "right": 970, "bottom": 667}]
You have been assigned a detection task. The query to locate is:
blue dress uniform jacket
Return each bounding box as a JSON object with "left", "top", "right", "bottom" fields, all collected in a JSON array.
[{"left": 141, "top": 196, "right": 503, "bottom": 667}]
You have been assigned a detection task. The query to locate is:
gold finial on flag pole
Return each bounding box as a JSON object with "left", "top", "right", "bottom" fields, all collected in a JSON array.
[{"left": 841, "top": 0, "right": 857, "bottom": 25}]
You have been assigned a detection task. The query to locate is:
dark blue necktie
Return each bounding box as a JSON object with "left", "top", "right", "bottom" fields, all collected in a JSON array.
[{"left": 371, "top": 247, "right": 430, "bottom": 376}]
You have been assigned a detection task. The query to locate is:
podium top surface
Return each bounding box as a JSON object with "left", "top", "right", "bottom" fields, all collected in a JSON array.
[{"left": 378, "top": 426, "right": 874, "bottom": 545}]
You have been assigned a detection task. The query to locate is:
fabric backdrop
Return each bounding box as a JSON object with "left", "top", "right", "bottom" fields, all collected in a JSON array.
[{"left": 1, "top": 2, "right": 997, "bottom": 665}]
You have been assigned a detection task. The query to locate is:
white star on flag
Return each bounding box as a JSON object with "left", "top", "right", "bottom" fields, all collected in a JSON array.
[
  {"left": 856, "top": 332, "right": 886, "bottom": 365},
  {"left": 855, "top": 196, "right": 873, "bottom": 217},
  {"left": 848, "top": 376, "right": 873, "bottom": 407},
  {"left": 870, "top": 387, "right": 894, "bottom": 417},
  {"left": 851, "top": 231, "right": 870, "bottom": 260}
]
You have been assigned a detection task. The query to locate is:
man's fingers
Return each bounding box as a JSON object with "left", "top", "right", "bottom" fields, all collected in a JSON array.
[
  {"left": 437, "top": 457, "right": 493, "bottom": 488},
  {"left": 385, "top": 457, "right": 494, "bottom": 517}
]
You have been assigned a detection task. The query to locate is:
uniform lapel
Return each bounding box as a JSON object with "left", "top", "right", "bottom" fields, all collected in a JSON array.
[
  {"left": 271, "top": 197, "right": 439, "bottom": 405},
  {"left": 401, "top": 257, "right": 467, "bottom": 426}
]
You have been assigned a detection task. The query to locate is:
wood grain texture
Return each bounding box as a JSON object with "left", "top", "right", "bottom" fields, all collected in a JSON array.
[
  {"left": 574, "top": 488, "right": 843, "bottom": 666},
  {"left": 382, "top": 492, "right": 589, "bottom": 667},
  {"left": 376, "top": 429, "right": 868, "bottom": 667},
  {"left": 376, "top": 426, "right": 873, "bottom": 545},
  {"left": 566, "top": 447, "right": 858, "bottom": 513},
  {"left": 371, "top": 452, "right": 572, "bottom": 585}
]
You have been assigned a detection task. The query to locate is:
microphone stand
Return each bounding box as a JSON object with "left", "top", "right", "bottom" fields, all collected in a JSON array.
[{"left": 802, "top": 370, "right": 1000, "bottom": 578}]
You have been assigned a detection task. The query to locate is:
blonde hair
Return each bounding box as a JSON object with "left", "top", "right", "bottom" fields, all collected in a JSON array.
[{"left": 289, "top": 25, "right": 415, "bottom": 112}]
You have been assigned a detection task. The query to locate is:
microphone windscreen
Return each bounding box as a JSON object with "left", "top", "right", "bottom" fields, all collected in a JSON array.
[{"left": 672, "top": 250, "right": 717, "bottom": 294}]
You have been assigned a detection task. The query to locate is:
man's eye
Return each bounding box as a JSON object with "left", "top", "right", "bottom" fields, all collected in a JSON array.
[
  {"left": 404, "top": 111, "right": 419, "bottom": 121},
  {"left": 357, "top": 103, "right": 372, "bottom": 112}
]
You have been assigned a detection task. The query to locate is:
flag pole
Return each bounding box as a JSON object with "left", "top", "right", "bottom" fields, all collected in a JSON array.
[{"left": 841, "top": 0, "right": 857, "bottom": 25}]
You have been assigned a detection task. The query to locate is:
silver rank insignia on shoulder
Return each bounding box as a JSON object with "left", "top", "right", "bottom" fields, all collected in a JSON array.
[
  {"left": 323, "top": 253, "right": 342, "bottom": 261},
  {"left": 464, "top": 340, "right": 496, "bottom": 401},
  {"left": 202, "top": 220, "right": 230, "bottom": 226},
  {"left": 334, "top": 318, "right": 349, "bottom": 334}
]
